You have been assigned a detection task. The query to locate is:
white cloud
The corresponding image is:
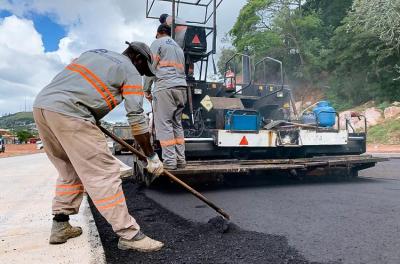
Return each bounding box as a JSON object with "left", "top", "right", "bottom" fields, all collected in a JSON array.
[
  {"left": 0, "top": 0, "right": 246, "bottom": 120},
  {"left": 0, "top": 15, "right": 62, "bottom": 115}
]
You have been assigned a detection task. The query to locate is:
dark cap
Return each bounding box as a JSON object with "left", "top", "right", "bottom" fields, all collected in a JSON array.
[
  {"left": 157, "top": 24, "right": 171, "bottom": 36},
  {"left": 159, "top": 13, "right": 169, "bottom": 24},
  {"left": 125, "top": 41, "right": 155, "bottom": 76}
]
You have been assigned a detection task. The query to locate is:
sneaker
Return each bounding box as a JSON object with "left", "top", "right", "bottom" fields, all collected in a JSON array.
[
  {"left": 117, "top": 231, "right": 164, "bottom": 252},
  {"left": 49, "top": 221, "right": 82, "bottom": 244}
]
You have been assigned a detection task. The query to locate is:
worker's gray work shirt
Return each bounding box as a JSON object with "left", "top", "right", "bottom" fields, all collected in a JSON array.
[
  {"left": 33, "top": 49, "right": 148, "bottom": 135},
  {"left": 166, "top": 15, "right": 187, "bottom": 49},
  {"left": 144, "top": 36, "right": 187, "bottom": 94}
]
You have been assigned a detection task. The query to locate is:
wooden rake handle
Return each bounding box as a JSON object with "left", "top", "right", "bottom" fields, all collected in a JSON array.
[{"left": 99, "top": 125, "right": 230, "bottom": 220}]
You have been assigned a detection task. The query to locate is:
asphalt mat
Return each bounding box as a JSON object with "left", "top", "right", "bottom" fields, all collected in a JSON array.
[{"left": 90, "top": 180, "right": 332, "bottom": 264}]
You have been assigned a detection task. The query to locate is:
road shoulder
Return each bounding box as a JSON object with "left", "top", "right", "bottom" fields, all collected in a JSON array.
[{"left": 0, "top": 153, "right": 105, "bottom": 264}]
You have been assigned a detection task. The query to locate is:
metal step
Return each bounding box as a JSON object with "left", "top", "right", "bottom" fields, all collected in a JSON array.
[{"left": 172, "top": 155, "right": 389, "bottom": 176}]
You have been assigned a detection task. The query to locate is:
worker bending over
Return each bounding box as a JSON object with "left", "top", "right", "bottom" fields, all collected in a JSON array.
[
  {"left": 144, "top": 25, "right": 187, "bottom": 170},
  {"left": 33, "top": 42, "right": 164, "bottom": 252}
]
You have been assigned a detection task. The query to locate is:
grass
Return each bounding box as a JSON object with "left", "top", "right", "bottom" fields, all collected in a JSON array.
[{"left": 367, "top": 118, "right": 400, "bottom": 144}]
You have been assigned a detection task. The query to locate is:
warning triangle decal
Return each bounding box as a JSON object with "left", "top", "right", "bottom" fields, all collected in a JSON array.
[
  {"left": 192, "top": 34, "right": 201, "bottom": 44},
  {"left": 239, "top": 136, "right": 248, "bottom": 146}
]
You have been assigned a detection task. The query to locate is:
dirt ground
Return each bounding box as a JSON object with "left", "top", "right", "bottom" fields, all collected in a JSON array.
[
  {"left": 0, "top": 144, "right": 44, "bottom": 158},
  {"left": 367, "top": 144, "right": 400, "bottom": 153},
  {"left": 90, "top": 180, "right": 327, "bottom": 264}
]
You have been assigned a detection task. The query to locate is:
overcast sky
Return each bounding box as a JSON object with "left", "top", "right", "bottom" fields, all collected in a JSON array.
[{"left": 0, "top": 0, "right": 246, "bottom": 123}]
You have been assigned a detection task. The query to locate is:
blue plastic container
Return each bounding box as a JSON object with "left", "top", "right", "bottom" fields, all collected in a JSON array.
[
  {"left": 225, "top": 110, "right": 260, "bottom": 131},
  {"left": 313, "top": 101, "right": 336, "bottom": 127}
]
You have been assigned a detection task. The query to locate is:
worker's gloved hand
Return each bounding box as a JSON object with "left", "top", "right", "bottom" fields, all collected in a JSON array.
[
  {"left": 144, "top": 91, "right": 153, "bottom": 102},
  {"left": 146, "top": 153, "right": 163, "bottom": 176}
]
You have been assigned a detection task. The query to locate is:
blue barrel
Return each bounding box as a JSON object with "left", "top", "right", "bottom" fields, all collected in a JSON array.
[{"left": 313, "top": 101, "right": 336, "bottom": 127}]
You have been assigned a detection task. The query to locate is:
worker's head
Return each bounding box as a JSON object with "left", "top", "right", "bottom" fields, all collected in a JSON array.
[
  {"left": 159, "top": 14, "right": 169, "bottom": 24},
  {"left": 123, "top": 41, "right": 155, "bottom": 77},
  {"left": 156, "top": 24, "right": 171, "bottom": 39}
]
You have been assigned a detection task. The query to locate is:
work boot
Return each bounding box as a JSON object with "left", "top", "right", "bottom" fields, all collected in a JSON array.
[
  {"left": 117, "top": 231, "right": 164, "bottom": 252},
  {"left": 163, "top": 164, "right": 177, "bottom": 170},
  {"left": 177, "top": 162, "right": 186, "bottom": 169},
  {"left": 49, "top": 220, "right": 82, "bottom": 244}
]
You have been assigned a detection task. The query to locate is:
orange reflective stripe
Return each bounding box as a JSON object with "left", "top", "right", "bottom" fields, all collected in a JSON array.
[
  {"left": 158, "top": 60, "right": 184, "bottom": 70},
  {"left": 122, "top": 84, "right": 144, "bottom": 96},
  {"left": 67, "top": 65, "right": 113, "bottom": 110},
  {"left": 97, "top": 197, "right": 125, "bottom": 211},
  {"left": 175, "top": 137, "right": 185, "bottom": 145},
  {"left": 56, "top": 190, "right": 84, "bottom": 196},
  {"left": 56, "top": 184, "right": 83, "bottom": 189},
  {"left": 131, "top": 124, "right": 143, "bottom": 133},
  {"left": 70, "top": 63, "right": 117, "bottom": 108},
  {"left": 122, "top": 85, "right": 143, "bottom": 90},
  {"left": 159, "top": 138, "right": 177, "bottom": 147},
  {"left": 122, "top": 91, "right": 144, "bottom": 96},
  {"left": 94, "top": 191, "right": 124, "bottom": 205}
]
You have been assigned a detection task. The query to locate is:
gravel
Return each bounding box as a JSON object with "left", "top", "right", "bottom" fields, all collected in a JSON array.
[{"left": 90, "top": 179, "right": 327, "bottom": 264}]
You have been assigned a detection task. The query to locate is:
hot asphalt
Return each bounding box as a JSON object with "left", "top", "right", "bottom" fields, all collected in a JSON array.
[{"left": 107, "top": 155, "right": 400, "bottom": 264}]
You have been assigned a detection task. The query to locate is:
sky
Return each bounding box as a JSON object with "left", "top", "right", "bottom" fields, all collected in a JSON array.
[{"left": 0, "top": 0, "right": 246, "bottom": 123}]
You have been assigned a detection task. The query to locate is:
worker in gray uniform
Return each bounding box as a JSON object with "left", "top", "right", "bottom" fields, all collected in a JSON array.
[
  {"left": 159, "top": 13, "right": 187, "bottom": 49},
  {"left": 144, "top": 24, "right": 187, "bottom": 170},
  {"left": 33, "top": 42, "right": 164, "bottom": 252}
]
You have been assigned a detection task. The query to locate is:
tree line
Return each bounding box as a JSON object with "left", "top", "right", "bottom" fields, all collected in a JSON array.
[{"left": 221, "top": 0, "right": 400, "bottom": 110}]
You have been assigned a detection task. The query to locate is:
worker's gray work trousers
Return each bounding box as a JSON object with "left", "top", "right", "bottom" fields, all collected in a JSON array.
[
  {"left": 33, "top": 108, "right": 140, "bottom": 240},
  {"left": 153, "top": 87, "right": 187, "bottom": 167}
]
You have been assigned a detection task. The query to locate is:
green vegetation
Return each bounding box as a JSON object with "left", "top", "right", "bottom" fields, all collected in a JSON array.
[
  {"left": 367, "top": 119, "right": 400, "bottom": 144},
  {"left": 224, "top": 0, "right": 400, "bottom": 108},
  {"left": 0, "top": 112, "right": 34, "bottom": 129},
  {"left": 16, "top": 130, "right": 34, "bottom": 143}
]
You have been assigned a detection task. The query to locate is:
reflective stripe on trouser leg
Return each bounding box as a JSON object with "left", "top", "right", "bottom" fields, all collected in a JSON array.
[
  {"left": 153, "top": 89, "right": 177, "bottom": 167},
  {"left": 171, "top": 89, "right": 187, "bottom": 164},
  {"left": 35, "top": 109, "right": 140, "bottom": 240},
  {"left": 33, "top": 108, "right": 84, "bottom": 215}
]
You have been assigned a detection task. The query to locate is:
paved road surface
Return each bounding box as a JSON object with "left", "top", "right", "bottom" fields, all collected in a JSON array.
[{"left": 120, "top": 155, "right": 400, "bottom": 264}]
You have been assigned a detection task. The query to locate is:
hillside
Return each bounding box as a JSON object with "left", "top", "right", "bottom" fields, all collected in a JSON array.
[
  {"left": 368, "top": 119, "right": 400, "bottom": 145},
  {"left": 0, "top": 112, "right": 34, "bottom": 129}
]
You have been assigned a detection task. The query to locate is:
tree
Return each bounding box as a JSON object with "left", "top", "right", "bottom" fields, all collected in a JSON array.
[
  {"left": 16, "top": 130, "right": 33, "bottom": 143},
  {"left": 217, "top": 47, "right": 237, "bottom": 76},
  {"left": 229, "top": 0, "right": 326, "bottom": 87},
  {"left": 326, "top": 13, "right": 400, "bottom": 108},
  {"left": 350, "top": 0, "right": 400, "bottom": 50},
  {"left": 227, "top": 0, "right": 400, "bottom": 109}
]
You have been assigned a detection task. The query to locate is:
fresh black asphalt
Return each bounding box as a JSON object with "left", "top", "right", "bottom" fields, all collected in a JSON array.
[{"left": 106, "top": 156, "right": 400, "bottom": 263}]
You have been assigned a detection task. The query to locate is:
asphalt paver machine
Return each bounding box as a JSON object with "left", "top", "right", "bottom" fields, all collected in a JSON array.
[{"left": 136, "top": 0, "right": 387, "bottom": 185}]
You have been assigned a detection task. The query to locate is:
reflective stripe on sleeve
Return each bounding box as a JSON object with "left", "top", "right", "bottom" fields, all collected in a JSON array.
[
  {"left": 66, "top": 63, "right": 117, "bottom": 110},
  {"left": 122, "top": 84, "right": 144, "bottom": 96}
]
